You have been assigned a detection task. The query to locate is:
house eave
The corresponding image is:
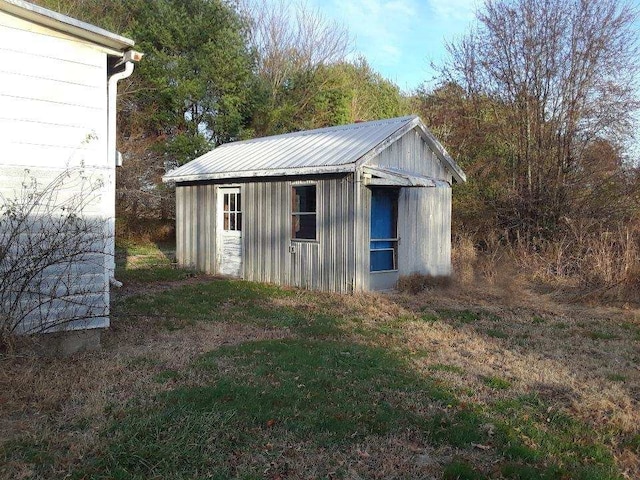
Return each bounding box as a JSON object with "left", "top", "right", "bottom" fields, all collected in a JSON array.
[
  {"left": 361, "top": 165, "right": 450, "bottom": 188},
  {"left": 0, "top": 0, "right": 135, "bottom": 53},
  {"left": 413, "top": 122, "right": 466, "bottom": 183}
]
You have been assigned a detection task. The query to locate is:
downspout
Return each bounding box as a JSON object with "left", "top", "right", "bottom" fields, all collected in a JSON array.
[
  {"left": 107, "top": 60, "right": 134, "bottom": 169},
  {"left": 107, "top": 51, "right": 140, "bottom": 284}
]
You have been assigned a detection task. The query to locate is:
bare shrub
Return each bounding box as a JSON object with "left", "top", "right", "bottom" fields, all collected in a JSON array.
[
  {"left": 0, "top": 169, "right": 110, "bottom": 347},
  {"left": 397, "top": 273, "right": 452, "bottom": 294},
  {"left": 116, "top": 217, "right": 175, "bottom": 244},
  {"left": 452, "top": 233, "right": 477, "bottom": 284}
]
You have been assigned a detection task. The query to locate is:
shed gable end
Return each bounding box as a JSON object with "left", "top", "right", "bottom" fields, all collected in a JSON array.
[{"left": 367, "top": 127, "right": 453, "bottom": 183}]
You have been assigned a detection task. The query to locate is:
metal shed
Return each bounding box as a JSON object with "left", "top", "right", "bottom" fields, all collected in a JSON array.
[{"left": 163, "top": 115, "right": 466, "bottom": 292}]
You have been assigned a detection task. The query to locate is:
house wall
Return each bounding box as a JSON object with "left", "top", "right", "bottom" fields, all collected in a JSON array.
[
  {"left": 176, "top": 174, "right": 356, "bottom": 293},
  {"left": 354, "top": 127, "right": 453, "bottom": 291},
  {"left": 0, "top": 10, "right": 111, "bottom": 332}
]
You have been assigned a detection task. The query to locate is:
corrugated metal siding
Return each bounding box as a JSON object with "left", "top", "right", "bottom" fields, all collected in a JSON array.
[
  {"left": 176, "top": 184, "right": 217, "bottom": 273},
  {"left": 175, "top": 175, "right": 355, "bottom": 293},
  {"left": 355, "top": 128, "right": 453, "bottom": 290},
  {"left": 397, "top": 187, "right": 452, "bottom": 276},
  {"left": 370, "top": 128, "right": 453, "bottom": 183}
]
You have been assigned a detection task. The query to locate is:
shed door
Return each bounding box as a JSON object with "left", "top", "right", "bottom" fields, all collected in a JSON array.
[
  {"left": 217, "top": 187, "right": 242, "bottom": 277},
  {"left": 369, "top": 188, "right": 399, "bottom": 290}
]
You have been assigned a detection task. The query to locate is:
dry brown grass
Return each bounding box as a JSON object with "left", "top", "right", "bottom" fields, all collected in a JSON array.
[
  {"left": 390, "top": 279, "right": 640, "bottom": 478},
  {"left": 397, "top": 274, "right": 453, "bottom": 294},
  {"left": 453, "top": 224, "right": 640, "bottom": 306},
  {"left": 2, "top": 261, "right": 640, "bottom": 478},
  {"left": 0, "top": 302, "right": 292, "bottom": 478}
]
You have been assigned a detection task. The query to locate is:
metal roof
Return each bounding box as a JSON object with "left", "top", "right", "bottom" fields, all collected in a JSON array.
[
  {"left": 164, "top": 115, "right": 466, "bottom": 183},
  {"left": 0, "top": 0, "right": 135, "bottom": 52}
]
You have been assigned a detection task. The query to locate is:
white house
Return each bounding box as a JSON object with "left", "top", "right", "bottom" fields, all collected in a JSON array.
[{"left": 0, "top": 0, "right": 141, "bottom": 350}]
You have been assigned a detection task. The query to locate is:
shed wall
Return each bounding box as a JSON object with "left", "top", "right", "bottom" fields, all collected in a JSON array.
[
  {"left": 355, "top": 127, "right": 453, "bottom": 291},
  {"left": 175, "top": 175, "right": 355, "bottom": 293},
  {"left": 0, "top": 10, "right": 111, "bottom": 332}
]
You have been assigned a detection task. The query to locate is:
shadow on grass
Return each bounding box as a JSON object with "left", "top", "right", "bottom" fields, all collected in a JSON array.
[
  {"left": 113, "top": 279, "right": 343, "bottom": 338},
  {"left": 60, "top": 337, "right": 619, "bottom": 479},
  {"left": 3, "top": 279, "right": 622, "bottom": 479}
]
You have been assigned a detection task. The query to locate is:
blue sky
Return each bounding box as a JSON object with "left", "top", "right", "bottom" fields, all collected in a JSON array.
[{"left": 306, "top": 0, "right": 479, "bottom": 92}]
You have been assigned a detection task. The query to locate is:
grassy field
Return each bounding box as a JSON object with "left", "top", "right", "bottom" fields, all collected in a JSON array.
[{"left": 1, "top": 243, "right": 639, "bottom": 479}]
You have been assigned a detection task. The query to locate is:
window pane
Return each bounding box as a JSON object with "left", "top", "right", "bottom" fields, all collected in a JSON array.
[
  {"left": 224, "top": 212, "right": 229, "bottom": 230},
  {"left": 237, "top": 194, "right": 241, "bottom": 212},
  {"left": 230, "top": 193, "right": 236, "bottom": 212},
  {"left": 230, "top": 213, "right": 236, "bottom": 230},
  {"left": 293, "top": 214, "right": 316, "bottom": 239},
  {"left": 292, "top": 185, "right": 316, "bottom": 239},
  {"left": 237, "top": 213, "right": 242, "bottom": 231},
  {"left": 224, "top": 194, "right": 229, "bottom": 212},
  {"left": 292, "top": 215, "right": 300, "bottom": 237},
  {"left": 371, "top": 250, "right": 394, "bottom": 271},
  {"left": 292, "top": 185, "right": 316, "bottom": 213}
]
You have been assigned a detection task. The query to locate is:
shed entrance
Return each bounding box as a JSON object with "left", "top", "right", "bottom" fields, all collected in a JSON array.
[
  {"left": 216, "top": 187, "right": 242, "bottom": 277},
  {"left": 369, "top": 187, "right": 400, "bottom": 290}
]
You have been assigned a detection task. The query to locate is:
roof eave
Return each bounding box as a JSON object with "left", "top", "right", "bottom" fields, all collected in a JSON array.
[
  {"left": 0, "top": 0, "right": 135, "bottom": 52},
  {"left": 163, "top": 164, "right": 356, "bottom": 184}
]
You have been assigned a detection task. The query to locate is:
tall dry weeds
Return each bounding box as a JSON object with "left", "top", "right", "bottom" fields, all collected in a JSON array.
[{"left": 454, "top": 219, "right": 640, "bottom": 304}]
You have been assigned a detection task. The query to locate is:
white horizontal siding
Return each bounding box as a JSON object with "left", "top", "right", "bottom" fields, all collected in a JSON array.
[
  {"left": 0, "top": 10, "right": 108, "bottom": 170},
  {"left": 0, "top": 96, "right": 105, "bottom": 128},
  {"left": 0, "top": 71, "right": 103, "bottom": 108},
  {"left": 0, "top": 48, "right": 104, "bottom": 84},
  {"left": 0, "top": 119, "right": 103, "bottom": 150},
  {"left": 0, "top": 9, "right": 113, "bottom": 332},
  {"left": 0, "top": 11, "right": 106, "bottom": 66},
  {"left": 0, "top": 166, "right": 110, "bottom": 216}
]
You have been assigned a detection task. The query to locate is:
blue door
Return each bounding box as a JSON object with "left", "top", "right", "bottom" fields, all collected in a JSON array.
[{"left": 370, "top": 189, "right": 398, "bottom": 271}]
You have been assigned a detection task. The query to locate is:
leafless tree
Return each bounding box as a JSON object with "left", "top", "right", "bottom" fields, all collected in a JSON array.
[
  {"left": 0, "top": 169, "right": 110, "bottom": 346},
  {"left": 241, "top": 0, "right": 352, "bottom": 134},
  {"left": 444, "top": 0, "right": 640, "bottom": 238},
  {"left": 243, "top": 0, "right": 351, "bottom": 94}
]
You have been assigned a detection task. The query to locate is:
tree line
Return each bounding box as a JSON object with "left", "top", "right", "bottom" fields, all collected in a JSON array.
[
  {"left": 35, "top": 0, "right": 640, "bottom": 293},
  {"left": 36, "top": 0, "right": 407, "bottom": 224}
]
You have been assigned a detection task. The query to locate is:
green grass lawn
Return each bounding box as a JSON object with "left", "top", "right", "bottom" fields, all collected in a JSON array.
[{"left": 1, "top": 244, "right": 634, "bottom": 479}]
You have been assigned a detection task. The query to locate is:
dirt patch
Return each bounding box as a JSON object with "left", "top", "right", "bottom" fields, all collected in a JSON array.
[{"left": 115, "top": 273, "right": 221, "bottom": 298}]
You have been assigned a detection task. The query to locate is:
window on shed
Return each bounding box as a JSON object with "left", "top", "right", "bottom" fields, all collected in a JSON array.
[
  {"left": 292, "top": 185, "right": 316, "bottom": 240},
  {"left": 223, "top": 192, "right": 242, "bottom": 231},
  {"left": 370, "top": 188, "right": 399, "bottom": 271}
]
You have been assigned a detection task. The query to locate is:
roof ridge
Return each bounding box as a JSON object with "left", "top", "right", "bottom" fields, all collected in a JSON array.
[{"left": 219, "top": 115, "right": 417, "bottom": 149}]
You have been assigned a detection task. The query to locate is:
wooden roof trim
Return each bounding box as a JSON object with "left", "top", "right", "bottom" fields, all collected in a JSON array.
[{"left": 362, "top": 165, "right": 450, "bottom": 188}]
